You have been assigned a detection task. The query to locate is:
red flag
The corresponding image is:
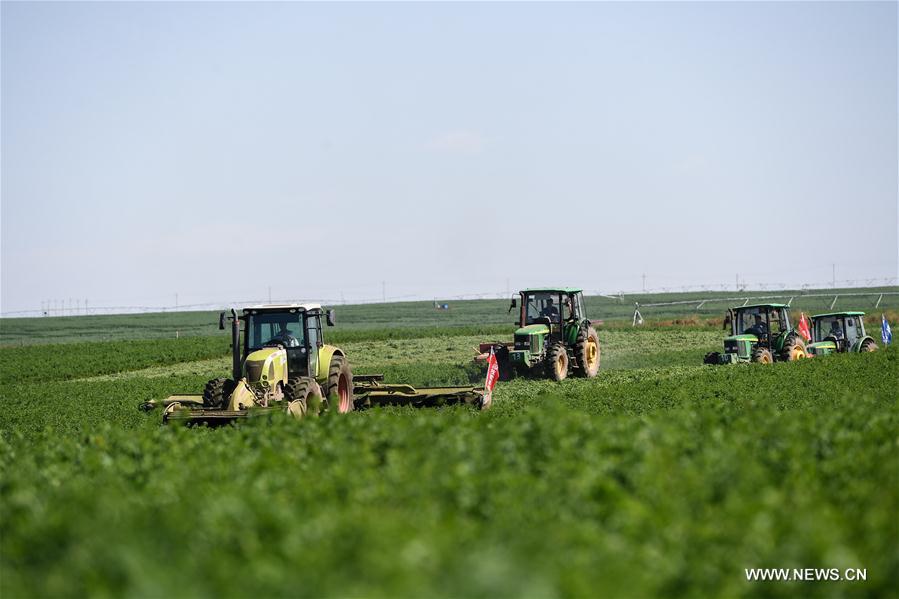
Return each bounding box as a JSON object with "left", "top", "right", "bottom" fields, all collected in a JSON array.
[
  {"left": 482, "top": 347, "right": 500, "bottom": 409},
  {"left": 798, "top": 312, "right": 811, "bottom": 342}
]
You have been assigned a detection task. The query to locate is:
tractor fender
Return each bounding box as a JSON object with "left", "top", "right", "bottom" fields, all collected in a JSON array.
[
  {"left": 851, "top": 336, "right": 876, "bottom": 352},
  {"left": 774, "top": 330, "right": 801, "bottom": 353},
  {"left": 316, "top": 344, "right": 345, "bottom": 382}
]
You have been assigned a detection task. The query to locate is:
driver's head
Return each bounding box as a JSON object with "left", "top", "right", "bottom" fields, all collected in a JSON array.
[
  {"left": 546, "top": 298, "right": 554, "bottom": 306},
  {"left": 278, "top": 322, "right": 289, "bottom": 332},
  {"left": 754, "top": 314, "right": 762, "bottom": 323}
]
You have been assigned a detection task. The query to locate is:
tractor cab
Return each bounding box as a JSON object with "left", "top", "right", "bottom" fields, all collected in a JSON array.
[
  {"left": 240, "top": 304, "right": 336, "bottom": 381},
  {"left": 516, "top": 289, "right": 585, "bottom": 328},
  {"left": 806, "top": 311, "right": 876, "bottom": 355},
  {"left": 731, "top": 304, "right": 789, "bottom": 343},
  {"left": 705, "top": 303, "right": 805, "bottom": 364}
]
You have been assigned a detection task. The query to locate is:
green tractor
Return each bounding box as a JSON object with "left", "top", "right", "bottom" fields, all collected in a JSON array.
[
  {"left": 704, "top": 303, "right": 807, "bottom": 365},
  {"left": 806, "top": 311, "right": 878, "bottom": 356},
  {"left": 479, "top": 288, "right": 600, "bottom": 381}
]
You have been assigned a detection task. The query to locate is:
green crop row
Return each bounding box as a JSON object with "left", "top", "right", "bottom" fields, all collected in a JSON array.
[
  {"left": 0, "top": 337, "right": 229, "bottom": 385},
  {"left": 1, "top": 348, "right": 896, "bottom": 597}
]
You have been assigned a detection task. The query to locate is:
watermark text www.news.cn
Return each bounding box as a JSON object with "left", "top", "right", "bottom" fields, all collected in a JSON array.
[{"left": 745, "top": 568, "right": 866, "bottom": 582}]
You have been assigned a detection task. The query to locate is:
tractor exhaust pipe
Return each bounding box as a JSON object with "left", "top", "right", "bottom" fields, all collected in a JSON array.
[{"left": 231, "top": 308, "right": 241, "bottom": 381}]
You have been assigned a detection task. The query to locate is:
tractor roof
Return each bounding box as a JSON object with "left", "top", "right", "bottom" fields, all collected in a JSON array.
[
  {"left": 811, "top": 311, "right": 866, "bottom": 318},
  {"left": 733, "top": 303, "right": 790, "bottom": 310},
  {"left": 522, "top": 288, "right": 583, "bottom": 294},
  {"left": 243, "top": 303, "right": 322, "bottom": 313}
]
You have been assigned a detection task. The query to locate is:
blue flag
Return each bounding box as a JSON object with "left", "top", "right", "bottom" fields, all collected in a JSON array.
[{"left": 882, "top": 314, "right": 892, "bottom": 345}]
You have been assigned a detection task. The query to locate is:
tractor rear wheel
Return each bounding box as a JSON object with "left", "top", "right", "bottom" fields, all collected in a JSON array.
[
  {"left": 751, "top": 347, "right": 773, "bottom": 364},
  {"left": 284, "top": 377, "right": 324, "bottom": 417},
  {"left": 325, "top": 354, "right": 354, "bottom": 413},
  {"left": 781, "top": 335, "right": 807, "bottom": 361},
  {"left": 574, "top": 326, "right": 600, "bottom": 378},
  {"left": 860, "top": 339, "right": 877, "bottom": 352},
  {"left": 545, "top": 342, "right": 569, "bottom": 381},
  {"left": 202, "top": 377, "right": 235, "bottom": 409},
  {"left": 703, "top": 351, "right": 720, "bottom": 365}
]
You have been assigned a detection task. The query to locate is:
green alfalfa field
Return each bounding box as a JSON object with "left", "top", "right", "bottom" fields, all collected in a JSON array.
[{"left": 1, "top": 300, "right": 897, "bottom": 597}]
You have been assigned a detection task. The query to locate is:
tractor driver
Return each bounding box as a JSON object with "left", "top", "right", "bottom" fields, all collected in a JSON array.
[
  {"left": 271, "top": 322, "right": 300, "bottom": 347},
  {"left": 828, "top": 320, "right": 844, "bottom": 340},
  {"left": 746, "top": 314, "right": 768, "bottom": 337},
  {"left": 540, "top": 298, "right": 560, "bottom": 321}
]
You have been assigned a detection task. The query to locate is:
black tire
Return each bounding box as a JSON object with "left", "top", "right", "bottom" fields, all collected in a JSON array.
[
  {"left": 284, "top": 377, "right": 324, "bottom": 417},
  {"left": 325, "top": 354, "right": 354, "bottom": 413},
  {"left": 780, "top": 334, "right": 807, "bottom": 361},
  {"left": 574, "top": 325, "right": 600, "bottom": 378},
  {"left": 703, "top": 351, "right": 721, "bottom": 365},
  {"left": 202, "top": 377, "right": 235, "bottom": 409},
  {"left": 544, "top": 342, "right": 569, "bottom": 381},
  {"left": 860, "top": 339, "right": 877, "bottom": 353},
  {"left": 751, "top": 347, "right": 773, "bottom": 364}
]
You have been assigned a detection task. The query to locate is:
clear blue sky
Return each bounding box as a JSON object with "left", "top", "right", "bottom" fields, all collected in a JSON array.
[{"left": 2, "top": 1, "right": 896, "bottom": 312}]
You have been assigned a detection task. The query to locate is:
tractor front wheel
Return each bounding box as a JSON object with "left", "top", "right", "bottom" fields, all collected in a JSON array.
[
  {"left": 326, "top": 355, "right": 354, "bottom": 413},
  {"left": 574, "top": 326, "right": 601, "bottom": 378},
  {"left": 703, "top": 351, "right": 720, "bottom": 365},
  {"left": 781, "top": 335, "right": 807, "bottom": 361},
  {"left": 202, "top": 377, "right": 235, "bottom": 409},
  {"left": 751, "top": 347, "right": 774, "bottom": 364},
  {"left": 860, "top": 339, "right": 877, "bottom": 352},
  {"left": 284, "top": 377, "right": 324, "bottom": 417},
  {"left": 545, "top": 342, "right": 569, "bottom": 381}
]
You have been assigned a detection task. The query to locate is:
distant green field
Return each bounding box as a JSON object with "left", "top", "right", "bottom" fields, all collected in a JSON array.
[
  {"left": 2, "top": 286, "right": 896, "bottom": 345},
  {"left": 1, "top": 308, "right": 896, "bottom": 597}
]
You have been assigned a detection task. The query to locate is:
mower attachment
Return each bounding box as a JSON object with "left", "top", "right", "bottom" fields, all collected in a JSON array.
[
  {"left": 353, "top": 374, "right": 487, "bottom": 409},
  {"left": 141, "top": 375, "right": 489, "bottom": 426}
]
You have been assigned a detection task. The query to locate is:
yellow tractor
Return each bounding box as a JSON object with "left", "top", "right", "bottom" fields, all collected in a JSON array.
[{"left": 143, "top": 304, "right": 488, "bottom": 425}]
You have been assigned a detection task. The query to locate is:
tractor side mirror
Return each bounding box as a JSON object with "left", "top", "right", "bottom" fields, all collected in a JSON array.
[
  {"left": 326, "top": 309, "right": 336, "bottom": 327},
  {"left": 508, "top": 298, "right": 517, "bottom": 313},
  {"left": 219, "top": 312, "right": 226, "bottom": 330}
]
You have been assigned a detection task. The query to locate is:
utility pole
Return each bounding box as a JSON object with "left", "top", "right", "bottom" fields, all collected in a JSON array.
[
  {"left": 735, "top": 274, "right": 739, "bottom": 291},
  {"left": 642, "top": 273, "right": 646, "bottom": 292},
  {"left": 832, "top": 264, "right": 835, "bottom": 288},
  {"left": 85, "top": 299, "right": 88, "bottom": 315},
  {"left": 175, "top": 293, "right": 179, "bottom": 309}
]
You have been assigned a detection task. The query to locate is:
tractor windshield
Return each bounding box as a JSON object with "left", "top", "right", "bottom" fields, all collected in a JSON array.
[
  {"left": 736, "top": 307, "right": 768, "bottom": 337},
  {"left": 814, "top": 316, "right": 843, "bottom": 342},
  {"left": 524, "top": 292, "right": 562, "bottom": 324},
  {"left": 246, "top": 311, "right": 305, "bottom": 349}
]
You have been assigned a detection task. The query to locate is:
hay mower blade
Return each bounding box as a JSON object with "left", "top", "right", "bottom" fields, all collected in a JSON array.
[
  {"left": 354, "top": 374, "right": 488, "bottom": 410},
  {"left": 163, "top": 408, "right": 274, "bottom": 427}
]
